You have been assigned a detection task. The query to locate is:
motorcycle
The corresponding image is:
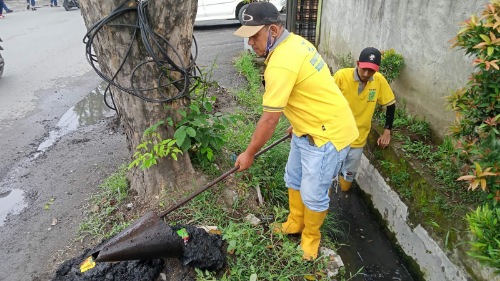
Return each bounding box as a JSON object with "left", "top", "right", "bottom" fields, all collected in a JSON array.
[
  {"left": 62, "top": 0, "right": 79, "bottom": 11},
  {"left": 0, "top": 38, "right": 4, "bottom": 78}
]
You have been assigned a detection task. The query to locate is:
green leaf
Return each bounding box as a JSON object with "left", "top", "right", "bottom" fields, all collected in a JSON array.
[
  {"left": 457, "top": 26, "right": 469, "bottom": 35},
  {"left": 203, "top": 102, "right": 213, "bottom": 112},
  {"left": 166, "top": 117, "right": 173, "bottom": 126},
  {"left": 480, "top": 34, "right": 491, "bottom": 44},
  {"left": 186, "top": 127, "right": 196, "bottom": 137},
  {"left": 190, "top": 104, "right": 201, "bottom": 114},
  {"left": 174, "top": 126, "right": 187, "bottom": 147},
  {"left": 487, "top": 46, "right": 494, "bottom": 56}
]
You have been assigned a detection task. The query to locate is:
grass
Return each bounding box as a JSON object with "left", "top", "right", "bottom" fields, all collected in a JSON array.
[
  {"left": 78, "top": 165, "right": 133, "bottom": 241},
  {"left": 170, "top": 182, "right": 345, "bottom": 281}
]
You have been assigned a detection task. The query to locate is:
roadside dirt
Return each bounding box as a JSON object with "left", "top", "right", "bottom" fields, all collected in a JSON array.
[{"left": 0, "top": 117, "right": 129, "bottom": 281}]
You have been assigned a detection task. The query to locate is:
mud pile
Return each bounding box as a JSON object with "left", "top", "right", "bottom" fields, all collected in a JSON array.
[{"left": 52, "top": 225, "right": 225, "bottom": 281}]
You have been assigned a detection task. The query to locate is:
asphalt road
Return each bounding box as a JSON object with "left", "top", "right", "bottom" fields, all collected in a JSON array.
[{"left": 0, "top": 6, "right": 244, "bottom": 280}]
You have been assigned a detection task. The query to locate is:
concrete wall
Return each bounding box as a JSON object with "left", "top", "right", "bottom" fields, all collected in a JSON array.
[
  {"left": 356, "top": 154, "right": 499, "bottom": 281},
  {"left": 318, "top": 0, "right": 484, "bottom": 138},
  {"left": 356, "top": 155, "right": 470, "bottom": 281}
]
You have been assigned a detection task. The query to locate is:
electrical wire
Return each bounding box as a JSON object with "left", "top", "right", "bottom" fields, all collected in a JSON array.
[{"left": 83, "top": 0, "right": 201, "bottom": 109}]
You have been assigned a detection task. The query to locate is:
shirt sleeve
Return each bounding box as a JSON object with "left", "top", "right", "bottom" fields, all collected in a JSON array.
[
  {"left": 377, "top": 74, "right": 396, "bottom": 106},
  {"left": 262, "top": 67, "right": 298, "bottom": 112},
  {"left": 333, "top": 70, "right": 343, "bottom": 90}
]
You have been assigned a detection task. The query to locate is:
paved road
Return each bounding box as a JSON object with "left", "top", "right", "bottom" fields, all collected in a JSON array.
[{"left": 0, "top": 6, "right": 95, "bottom": 177}]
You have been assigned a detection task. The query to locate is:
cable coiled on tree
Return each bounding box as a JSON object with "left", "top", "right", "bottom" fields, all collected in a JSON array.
[{"left": 83, "top": 0, "right": 200, "bottom": 110}]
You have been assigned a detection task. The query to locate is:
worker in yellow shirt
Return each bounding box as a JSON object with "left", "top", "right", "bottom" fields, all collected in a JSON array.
[
  {"left": 233, "top": 2, "right": 358, "bottom": 260},
  {"left": 333, "top": 47, "right": 396, "bottom": 192}
]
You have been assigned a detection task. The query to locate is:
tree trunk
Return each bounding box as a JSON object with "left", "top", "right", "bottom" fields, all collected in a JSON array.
[{"left": 79, "top": 0, "right": 198, "bottom": 198}]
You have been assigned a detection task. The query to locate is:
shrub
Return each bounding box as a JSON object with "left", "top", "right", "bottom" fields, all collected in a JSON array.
[
  {"left": 466, "top": 204, "right": 500, "bottom": 273},
  {"left": 448, "top": 0, "right": 500, "bottom": 272},
  {"left": 379, "top": 49, "right": 406, "bottom": 83},
  {"left": 448, "top": 0, "right": 500, "bottom": 204}
]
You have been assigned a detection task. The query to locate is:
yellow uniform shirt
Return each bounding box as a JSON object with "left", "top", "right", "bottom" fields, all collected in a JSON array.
[
  {"left": 333, "top": 68, "right": 395, "bottom": 148},
  {"left": 262, "top": 33, "right": 358, "bottom": 150}
]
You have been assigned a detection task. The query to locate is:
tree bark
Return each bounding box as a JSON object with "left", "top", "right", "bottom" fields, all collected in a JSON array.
[{"left": 79, "top": 0, "right": 198, "bottom": 198}]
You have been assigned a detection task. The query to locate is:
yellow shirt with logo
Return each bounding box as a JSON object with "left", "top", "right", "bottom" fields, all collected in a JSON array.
[
  {"left": 333, "top": 68, "right": 395, "bottom": 148},
  {"left": 262, "top": 33, "right": 358, "bottom": 150}
]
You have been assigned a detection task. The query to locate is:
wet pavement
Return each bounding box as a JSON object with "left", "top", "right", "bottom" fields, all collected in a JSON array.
[
  {"left": 0, "top": 82, "right": 115, "bottom": 226},
  {"left": 0, "top": 189, "right": 27, "bottom": 227},
  {"left": 329, "top": 182, "right": 415, "bottom": 281},
  {"left": 33, "top": 82, "right": 115, "bottom": 159}
]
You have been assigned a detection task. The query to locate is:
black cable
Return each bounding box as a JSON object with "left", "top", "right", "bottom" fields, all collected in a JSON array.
[{"left": 83, "top": 0, "right": 200, "bottom": 109}]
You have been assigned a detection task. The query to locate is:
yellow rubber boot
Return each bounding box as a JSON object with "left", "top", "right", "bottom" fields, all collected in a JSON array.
[
  {"left": 339, "top": 177, "right": 352, "bottom": 192},
  {"left": 300, "top": 207, "right": 328, "bottom": 260},
  {"left": 274, "top": 188, "right": 304, "bottom": 234}
]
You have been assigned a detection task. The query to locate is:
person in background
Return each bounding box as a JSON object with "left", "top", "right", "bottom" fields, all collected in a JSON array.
[
  {"left": 50, "top": 0, "right": 58, "bottom": 7},
  {"left": 27, "top": 0, "right": 36, "bottom": 11},
  {"left": 2, "top": 2, "right": 13, "bottom": 13},
  {"left": 233, "top": 2, "right": 358, "bottom": 260},
  {"left": 0, "top": 0, "right": 4, "bottom": 18},
  {"left": 332, "top": 47, "right": 396, "bottom": 192}
]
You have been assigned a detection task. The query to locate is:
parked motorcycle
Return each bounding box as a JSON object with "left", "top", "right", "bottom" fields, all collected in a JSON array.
[
  {"left": 63, "top": 0, "right": 79, "bottom": 11},
  {"left": 0, "top": 38, "right": 4, "bottom": 78}
]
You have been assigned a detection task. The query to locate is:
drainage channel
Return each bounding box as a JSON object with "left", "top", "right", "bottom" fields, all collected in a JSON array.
[
  {"left": 329, "top": 184, "right": 415, "bottom": 281},
  {"left": 0, "top": 82, "right": 115, "bottom": 227}
]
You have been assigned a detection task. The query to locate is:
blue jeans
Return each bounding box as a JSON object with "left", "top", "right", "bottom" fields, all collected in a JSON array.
[
  {"left": 340, "top": 147, "right": 364, "bottom": 182},
  {"left": 51, "top": 0, "right": 57, "bottom": 5},
  {"left": 27, "top": 0, "right": 35, "bottom": 6},
  {"left": 284, "top": 134, "right": 349, "bottom": 212}
]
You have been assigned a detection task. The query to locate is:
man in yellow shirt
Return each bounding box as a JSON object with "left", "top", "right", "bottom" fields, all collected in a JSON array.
[
  {"left": 333, "top": 47, "right": 396, "bottom": 192},
  {"left": 233, "top": 2, "right": 358, "bottom": 260}
]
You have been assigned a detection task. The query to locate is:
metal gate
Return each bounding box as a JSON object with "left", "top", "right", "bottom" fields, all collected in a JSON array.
[{"left": 285, "top": 0, "right": 322, "bottom": 45}]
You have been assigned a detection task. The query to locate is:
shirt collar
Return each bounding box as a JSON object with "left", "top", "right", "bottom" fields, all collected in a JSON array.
[
  {"left": 265, "top": 29, "right": 291, "bottom": 63},
  {"left": 353, "top": 67, "right": 374, "bottom": 82}
]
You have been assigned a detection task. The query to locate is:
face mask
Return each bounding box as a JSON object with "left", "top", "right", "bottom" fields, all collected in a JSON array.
[{"left": 264, "top": 26, "right": 276, "bottom": 57}]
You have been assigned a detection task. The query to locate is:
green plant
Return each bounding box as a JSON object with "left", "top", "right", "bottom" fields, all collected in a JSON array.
[
  {"left": 380, "top": 160, "right": 395, "bottom": 170},
  {"left": 128, "top": 121, "right": 182, "bottom": 170},
  {"left": 172, "top": 93, "right": 240, "bottom": 168},
  {"left": 234, "top": 52, "right": 263, "bottom": 116},
  {"left": 391, "top": 170, "right": 410, "bottom": 187},
  {"left": 44, "top": 197, "right": 55, "bottom": 210},
  {"left": 466, "top": 204, "right": 500, "bottom": 273},
  {"left": 448, "top": 0, "right": 500, "bottom": 206},
  {"left": 129, "top": 70, "right": 240, "bottom": 171},
  {"left": 337, "top": 52, "right": 354, "bottom": 69},
  {"left": 379, "top": 49, "right": 406, "bottom": 83},
  {"left": 78, "top": 165, "right": 132, "bottom": 240}
]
